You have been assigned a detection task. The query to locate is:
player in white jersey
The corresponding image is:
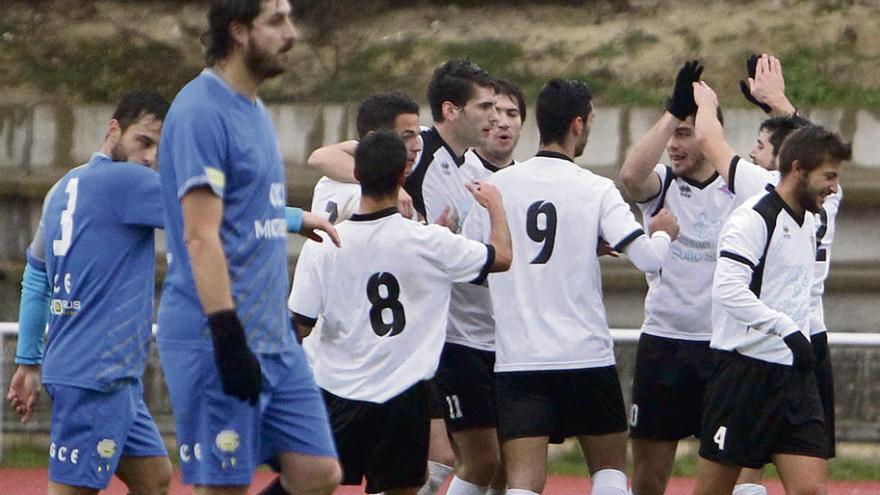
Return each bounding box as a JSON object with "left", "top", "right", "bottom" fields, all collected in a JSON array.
[
  {"left": 289, "top": 131, "right": 512, "bottom": 495},
  {"left": 309, "top": 92, "right": 422, "bottom": 224},
  {"left": 463, "top": 79, "right": 679, "bottom": 495},
  {"left": 618, "top": 60, "right": 738, "bottom": 495},
  {"left": 693, "top": 124, "right": 850, "bottom": 495},
  {"left": 435, "top": 78, "right": 525, "bottom": 495}
]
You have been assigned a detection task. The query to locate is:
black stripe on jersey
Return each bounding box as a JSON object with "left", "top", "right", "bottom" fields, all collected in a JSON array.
[
  {"left": 471, "top": 244, "right": 496, "bottom": 285},
  {"left": 651, "top": 166, "right": 677, "bottom": 216},
  {"left": 749, "top": 189, "right": 783, "bottom": 296},
  {"left": 728, "top": 156, "right": 741, "bottom": 194},
  {"left": 473, "top": 151, "right": 501, "bottom": 172},
  {"left": 350, "top": 207, "right": 398, "bottom": 222},
  {"left": 535, "top": 150, "right": 575, "bottom": 162},
  {"left": 404, "top": 127, "right": 466, "bottom": 219},
  {"left": 681, "top": 171, "right": 720, "bottom": 189},
  {"left": 613, "top": 228, "right": 645, "bottom": 252},
  {"left": 292, "top": 312, "right": 318, "bottom": 328},
  {"left": 719, "top": 250, "right": 756, "bottom": 270},
  {"left": 815, "top": 208, "right": 829, "bottom": 261}
]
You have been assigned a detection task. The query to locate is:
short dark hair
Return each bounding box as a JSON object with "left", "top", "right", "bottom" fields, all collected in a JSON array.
[
  {"left": 356, "top": 92, "right": 420, "bottom": 139},
  {"left": 203, "top": 0, "right": 265, "bottom": 66},
  {"left": 355, "top": 131, "right": 407, "bottom": 198},
  {"left": 759, "top": 115, "right": 812, "bottom": 157},
  {"left": 777, "top": 125, "right": 852, "bottom": 176},
  {"left": 536, "top": 79, "right": 592, "bottom": 146},
  {"left": 427, "top": 60, "right": 498, "bottom": 122},
  {"left": 496, "top": 79, "right": 527, "bottom": 123},
  {"left": 112, "top": 91, "right": 169, "bottom": 131}
]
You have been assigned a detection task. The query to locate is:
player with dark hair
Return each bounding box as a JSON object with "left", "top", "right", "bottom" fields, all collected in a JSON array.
[
  {"left": 156, "top": 1, "right": 341, "bottom": 494},
  {"left": 692, "top": 118, "right": 850, "bottom": 495},
  {"left": 463, "top": 78, "right": 679, "bottom": 495},
  {"left": 290, "top": 130, "right": 511, "bottom": 495},
  {"left": 7, "top": 91, "right": 173, "bottom": 495}
]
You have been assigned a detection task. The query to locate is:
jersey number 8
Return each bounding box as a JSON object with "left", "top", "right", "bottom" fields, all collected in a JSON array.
[{"left": 367, "top": 272, "right": 406, "bottom": 336}]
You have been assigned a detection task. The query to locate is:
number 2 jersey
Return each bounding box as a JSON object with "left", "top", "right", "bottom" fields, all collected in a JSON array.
[
  {"left": 42, "top": 153, "right": 163, "bottom": 391},
  {"left": 288, "top": 208, "right": 494, "bottom": 403}
]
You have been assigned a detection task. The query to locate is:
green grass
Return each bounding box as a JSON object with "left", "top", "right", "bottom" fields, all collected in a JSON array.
[{"left": 780, "top": 43, "right": 880, "bottom": 108}]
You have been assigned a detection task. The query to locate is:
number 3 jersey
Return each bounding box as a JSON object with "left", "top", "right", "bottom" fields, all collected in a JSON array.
[
  {"left": 42, "top": 153, "right": 163, "bottom": 391},
  {"left": 288, "top": 208, "right": 494, "bottom": 403},
  {"left": 463, "top": 152, "right": 652, "bottom": 372}
]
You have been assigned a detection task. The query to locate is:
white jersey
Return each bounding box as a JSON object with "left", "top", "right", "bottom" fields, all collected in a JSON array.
[
  {"left": 405, "top": 128, "right": 500, "bottom": 351},
  {"left": 728, "top": 155, "right": 841, "bottom": 334},
  {"left": 289, "top": 208, "right": 493, "bottom": 403},
  {"left": 711, "top": 186, "right": 816, "bottom": 366},
  {"left": 636, "top": 164, "right": 738, "bottom": 340},
  {"left": 463, "top": 152, "right": 656, "bottom": 372},
  {"left": 311, "top": 176, "right": 360, "bottom": 225}
]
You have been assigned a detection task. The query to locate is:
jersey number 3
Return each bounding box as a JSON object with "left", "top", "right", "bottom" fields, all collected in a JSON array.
[
  {"left": 367, "top": 272, "right": 406, "bottom": 336},
  {"left": 53, "top": 178, "right": 79, "bottom": 257},
  {"left": 526, "top": 200, "right": 557, "bottom": 264}
]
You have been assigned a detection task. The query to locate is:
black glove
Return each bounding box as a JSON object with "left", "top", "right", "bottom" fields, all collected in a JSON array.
[
  {"left": 208, "top": 309, "right": 262, "bottom": 405},
  {"left": 739, "top": 54, "right": 773, "bottom": 113},
  {"left": 811, "top": 331, "right": 829, "bottom": 365},
  {"left": 666, "top": 59, "right": 703, "bottom": 120},
  {"left": 783, "top": 331, "right": 815, "bottom": 374}
]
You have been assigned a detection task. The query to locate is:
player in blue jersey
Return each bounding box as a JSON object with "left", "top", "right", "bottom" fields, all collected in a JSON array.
[
  {"left": 6, "top": 91, "right": 173, "bottom": 495},
  {"left": 156, "top": 1, "right": 341, "bottom": 494}
]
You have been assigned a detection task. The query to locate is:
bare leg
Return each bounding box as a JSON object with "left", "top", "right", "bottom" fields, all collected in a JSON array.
[
  {"left": 691, "top": 456, "right": 741, "bottom": 495},
  {"left": 773, "top": 453, "right": 827, "bottom": 495},
  {"left": 630, "top": 438, "right": 678, "bottom": 495},
  {"left": 502, "top": 436, "right": 549, "bottom": 493}
]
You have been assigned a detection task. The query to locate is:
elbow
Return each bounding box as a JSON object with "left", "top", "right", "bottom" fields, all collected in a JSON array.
[
  {"left": 491, "top": 247, "right": 512, "bottom": 272},
  {"left": 306, "top": 150, "right": 323, "bottom": 171},
  {"left": 618, "top": 166, "right": 639, "bottom": 193}
]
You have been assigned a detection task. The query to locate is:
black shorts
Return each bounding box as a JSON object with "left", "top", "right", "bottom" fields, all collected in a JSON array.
[
  {"left": 495, "top": 366, "right": 627, "bottom": 444},
  {"left": 815, "top": 351, "right": 836, "bottom": 458},
  {"left": 322, "top": 381, "right": 430, "bottom": 493},
  {"left": 434, "top": 343, "right": 496, "bottom": 432},
  {"left": 428, "top": 378, "right": 445, "bottom": 420},
  {"left": 630, "top": 334, "right": 714, "bottom": 440},
  {"left": 699, "top": 351, "right": 827, "bottom": 469}
]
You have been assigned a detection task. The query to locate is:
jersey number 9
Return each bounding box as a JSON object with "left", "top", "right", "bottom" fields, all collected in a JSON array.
[{"left": 526, "top": 200, "right": 557, "bottom": 264}]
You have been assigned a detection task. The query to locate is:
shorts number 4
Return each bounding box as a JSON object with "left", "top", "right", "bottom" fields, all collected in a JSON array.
[{"left": 713, "top": 426, "right": 727, "bottom": 451}]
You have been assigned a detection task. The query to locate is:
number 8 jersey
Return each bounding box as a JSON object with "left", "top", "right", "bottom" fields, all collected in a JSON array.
[
  {"left": 463, "top": 152, "right": 651, "bottom": 372},
  {"left": 289, "top": 208, "right": 494, "bottom": 403}
]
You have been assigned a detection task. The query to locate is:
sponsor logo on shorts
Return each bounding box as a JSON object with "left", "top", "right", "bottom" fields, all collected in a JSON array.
[
  {"left": 49, "top": 442, "right": 80, "bottom": 465},
  {"left": 96, "top": 438, "right": 117, "bottom": 473},
  {"left": 179, "top": 442, "right": 203, "bottom": 463},
  {"left": 216, "top": 430, "right": 241, "bottom": 469}
]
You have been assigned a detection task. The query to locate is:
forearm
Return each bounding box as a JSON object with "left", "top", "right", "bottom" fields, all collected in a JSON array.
[
  {"left": 487, "top": 203, "right": 512, "bottom": 271},
  {"left": 619, "top": 113, "right": 675, "bottom": 200},
  {"left": 695, "top": 102, "right": 735, "bottom": 182},
  {"left": 623, "top": 232, "right": 671, "bottom": 273},
  {"left": 186, "top": 235, "right": 235, "bottom": 313},
  {"left": 765, "top": 94, "right": 797, "bottom": 118},
  {"left": 307, "top": 141, "right": 358, "bottom": 183}
]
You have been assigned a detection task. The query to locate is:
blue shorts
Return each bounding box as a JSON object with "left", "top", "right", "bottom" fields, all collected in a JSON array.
[
  {"left": 159, "top": 344, "right": 337, "bottom": 486},
  {"left": 44, "top": 381, "right": 167, "bottom": 490}
]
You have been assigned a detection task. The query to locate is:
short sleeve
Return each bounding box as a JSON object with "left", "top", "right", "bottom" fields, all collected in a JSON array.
[
  {"left": 120, "top": 167, "right": 164, "bottom": 228},
  {"left": 288, "top": 240, "right": 325, "bottom": 326},
  {"left": 599, "top": 185, "right": 646, "bottom": 252},
  {"left": 716, "top": 209, "right": 766, "bottom": 270},
  {"left": 729, "top": 156, "right": 775, "bottom": 198},
  {"left": 429, "top": 226, "right": 494, "bottom": 285},
  {"left": 26, "top": 181, "right": 61, "bottom": 270},
  {"left": 164, "top": 108, "right": 228, "bottom": 200}
]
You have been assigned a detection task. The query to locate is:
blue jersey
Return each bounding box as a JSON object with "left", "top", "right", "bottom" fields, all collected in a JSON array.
[
  {"left": 157, "top": 70, "right": 294, "bottom": 353},
  {"left": 42, "top": 153, "right": 163, "bottom": 391}
]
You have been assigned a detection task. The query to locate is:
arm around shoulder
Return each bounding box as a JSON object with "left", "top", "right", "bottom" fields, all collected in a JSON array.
[{"left": 307, "top": 140, "right": 359, "bottom": 183}]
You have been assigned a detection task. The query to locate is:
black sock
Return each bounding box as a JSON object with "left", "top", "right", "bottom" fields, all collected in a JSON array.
[{"left": 257, "top": 476, "right": 291, "bottom": 495}]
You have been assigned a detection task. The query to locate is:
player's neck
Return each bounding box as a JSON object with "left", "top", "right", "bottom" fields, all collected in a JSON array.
[
  {"left": 358, "top": 193, "right": 398, "bottom": 216},
  {"left": 433, "top": 122, "right": 469, "bottom": 161},
  {"left": 538, "top": 143, "right": 574, "bottom": 161},
  {"left": 477, "top": 148, "right": 513, "bottom": 169},
  {"left": 213, "top": 57, "right": 261, "bottom": 101},
  {"left": 774, "top": 178, "right": 806, "bottom": 219},
  {"left": 684, "top": 162, "right": 717, "bottom": 183}
]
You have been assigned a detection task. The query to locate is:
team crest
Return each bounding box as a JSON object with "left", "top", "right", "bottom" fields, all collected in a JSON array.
[
  {"left": 96, "top": 439, "right": 116, "bottom": 472},
  {"left": 678, "top": 184, "right": 692, "bottom": 198},
  {"left": 215, "top": 430, "right": 241, "bottom": 469}
]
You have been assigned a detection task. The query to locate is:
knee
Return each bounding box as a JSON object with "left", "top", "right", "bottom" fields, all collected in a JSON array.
[
  {"left": 129, "top": 459, "right": 172, "bottom": 495},
  {"left": 284, "top": 459, "right": 341, "bottom": 495},
  {"left": 458, "top": 455, "right": 501, "bottom": 485}
]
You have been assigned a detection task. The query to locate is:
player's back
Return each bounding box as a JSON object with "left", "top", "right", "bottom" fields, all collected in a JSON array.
[
  {"left": 42, "top": 153, "right": 162, "bottom": 391},
  {"left": 293, "top": 208, "right": 491, "bottom": 402},
  {"left": 482, "top": 153, "right": 637, "bottom": 371}
]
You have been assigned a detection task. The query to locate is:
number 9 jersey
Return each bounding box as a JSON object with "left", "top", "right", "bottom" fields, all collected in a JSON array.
[
  {"left": 288, "top": 208, "right": 494, "bottom": 403},
  {"left": 463, "top": 151, "right": 649, "bottom": 372}
]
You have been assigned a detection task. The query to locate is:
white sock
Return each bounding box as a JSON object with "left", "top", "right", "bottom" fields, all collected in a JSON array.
[
  {"left": 447, "top": 476, "right": 489, "bottom": 495},
  {"left": 417, "top": 461, "right": 454, "bottom": 495},
  {"left": 505, "top": 490, "right": 539, "bottom": 495},
  {"left": 591, "top": 469, "right": 628, "bottom": 495},
  {"left": 732, "top": 483, "right": 767, "bottom": 495}
]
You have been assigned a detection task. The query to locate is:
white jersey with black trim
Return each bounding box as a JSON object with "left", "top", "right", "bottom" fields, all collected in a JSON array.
[
  {"left": 727, "top": 155, "right": 842, "bottom": 334},
  {"left": 289, "top": 208, "right": 494, "bottom": 403},
  {"left": 711, "top": 185, "right": 816, "bottom": 366},
  {"left": 463, "top": 152, "right": 654, "bottom": 372},
  {"left": 636, "top": 164, "right": 738, "bottom": 341},
  {"left": 405, "top": 128, "right": 501, "bottom": 351},
  {"left": 310, "top": 176, "right": 360, "bottom": 225}
]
